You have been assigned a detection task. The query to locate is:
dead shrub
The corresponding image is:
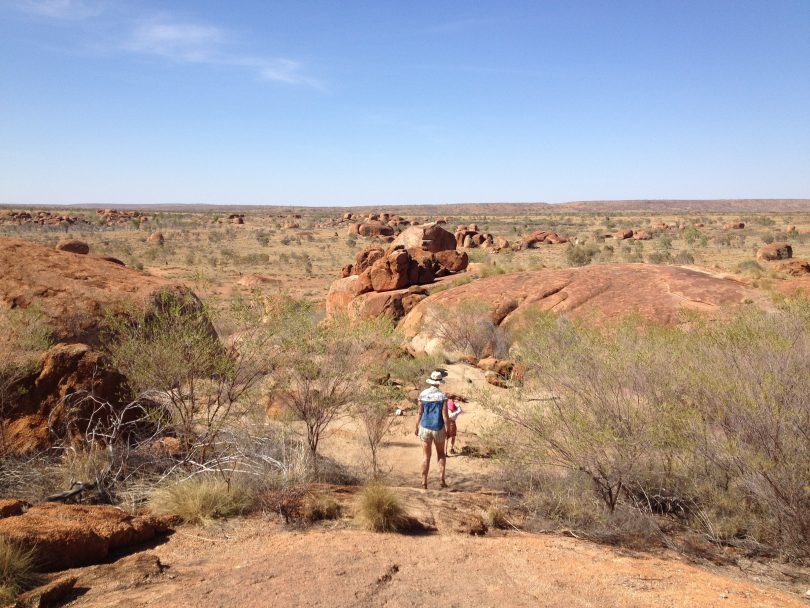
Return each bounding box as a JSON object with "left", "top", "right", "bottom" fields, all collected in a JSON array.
[
  {"left": 430, "top": 301, "right": 511, "bottom": 359},
  {"left": 355, "top": 483, "right": 409, "bottom": 532}
]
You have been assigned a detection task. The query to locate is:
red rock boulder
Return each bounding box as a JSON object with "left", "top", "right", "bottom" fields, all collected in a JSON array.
[
  {"left": 435, "top": 250, "right": 469, "bottom": 273},
  {"left": 55, "top": 239, "right": 90, "bottom": 255},
  {"left": 756, "top": 242, "right": 792, "bottom": 261},
  {"left": 391, "top": 223, "right": 456, "bottom": 253},
  {"left": 358, "top": 221, "right": 394, "bottom": 237}
]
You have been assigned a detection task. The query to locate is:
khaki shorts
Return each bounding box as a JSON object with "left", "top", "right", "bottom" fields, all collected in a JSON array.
[{"left": 418, "top": 426, "right": 446, "bottom": 445}]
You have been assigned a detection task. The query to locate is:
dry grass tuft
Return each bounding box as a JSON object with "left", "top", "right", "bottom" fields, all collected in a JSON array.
[
  {"left": 0, "top": 537, "right": 38, "bottom": 604},
  {"left": 301, "top": 493, "right": 341, "bottom": 523},
  {"left": 355, "top": 483, "right": 409, "bottom": 532},
  {"left": 484, "top": 502, "right": 510, "bottom": 530},
  {"left": 148, "top": 475, "right": 257, "bottom": 525}
]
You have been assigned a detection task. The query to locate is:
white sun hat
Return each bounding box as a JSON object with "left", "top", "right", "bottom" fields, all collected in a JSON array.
[{"left": 426, "top": 370, "right": 445, "bottom": 385}]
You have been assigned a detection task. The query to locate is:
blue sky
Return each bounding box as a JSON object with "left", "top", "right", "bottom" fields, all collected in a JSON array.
[{"left": 1, "top": 0, "right": 809, "bottom": 206}]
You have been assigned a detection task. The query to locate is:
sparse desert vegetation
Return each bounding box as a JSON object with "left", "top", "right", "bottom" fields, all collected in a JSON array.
[{"left": 1, "top": 201, "right": 810, "bottom": 606}]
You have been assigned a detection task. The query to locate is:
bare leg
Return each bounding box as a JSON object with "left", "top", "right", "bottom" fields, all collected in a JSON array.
[
  {"left": 436, "top": 438, "right": 447, "bottom": 487},
  {"left": 421, "top": 439, "right": 432, "bottom": 489}
]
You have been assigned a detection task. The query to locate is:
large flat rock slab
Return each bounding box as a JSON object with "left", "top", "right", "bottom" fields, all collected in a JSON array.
[{"left": 400, "top": 263, "right": 771, "bottom": 343}]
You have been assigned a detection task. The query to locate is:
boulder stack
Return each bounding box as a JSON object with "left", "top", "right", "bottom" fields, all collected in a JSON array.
[{"left": 327, "top": 223, "right": 468, "bottom": 321}]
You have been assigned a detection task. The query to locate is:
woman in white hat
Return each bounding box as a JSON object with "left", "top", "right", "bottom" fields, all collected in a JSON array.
[{"left": 414, "top": 370, "right": 450, "bottom": 489}]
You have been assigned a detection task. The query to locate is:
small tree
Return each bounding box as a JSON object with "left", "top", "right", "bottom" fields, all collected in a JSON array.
[
  {"left": 274, "top": 310, "right": 396, "bottom": 468},
  {"left": 355, "top": 385, "right": 399, "bottom": 478},
  {"left": 103, "top": 291, "right": 275, "bottom": 462}
]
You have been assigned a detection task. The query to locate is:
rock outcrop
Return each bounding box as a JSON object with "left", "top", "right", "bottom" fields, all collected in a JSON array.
[
  {"left": 756, "top": 242, "right": 792, "bottom": 261},
  {"left": 55, "top": 239, "right": 90, "bottom": 255},
  {"left": 392, "top": 224, "right": 456, "bottom": 253},
  {"left": 0, "top": 237, "right": 205, "bottom": 453},
  {"left": 0, "top": 210, "right": 90, "bottom": 227},
  {"left": 358, "top": 221, "right": 394, "bottom": 237},
  {"left": 327, "top": 224, "right": 468, "bottom": 321},
  {"left": 777, "top": 259, "right": 810, "bottom": 276},
  {"left": 96, "top": 209, "right": 150, "bottom": 225},
  {"left": 521, "top": 230, "right": 569, "bottom": 248},
  {"left": 400, "top": 264, "right": 771, "bottom": 354},
  {"left": 0, "top": 502, "right": 170, "bottom": 571}
]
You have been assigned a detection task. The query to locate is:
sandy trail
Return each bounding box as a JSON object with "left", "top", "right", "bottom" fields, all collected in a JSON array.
[{"left": 63, "top": 363, "right": 807, "bottom": 607}]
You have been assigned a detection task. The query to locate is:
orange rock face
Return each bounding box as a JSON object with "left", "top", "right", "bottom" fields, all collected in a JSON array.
[
  {"left": 0, "top": 502, "right": 170, "bottom": 571},
  {"left": 0, "top": 237, "right": 206, "bottom": 453},
  {"left": 400, "top": 264, "right": 771, "bottom": 345}
]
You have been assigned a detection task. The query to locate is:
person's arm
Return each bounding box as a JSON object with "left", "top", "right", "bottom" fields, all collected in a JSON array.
[
  {"left": 442, "top": 399, "right": 450, "bottom": 429},
  {"left": 415, "top": 401, "right": 423, "bottom": 435}
]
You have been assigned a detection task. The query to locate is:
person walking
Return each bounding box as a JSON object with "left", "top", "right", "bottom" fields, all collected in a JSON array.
[
  {"left": 415, "top": 370, "right": 449, "bottom": 489},
  {"left": 445, "top": 397, "right": 462, "bottom": 455}
]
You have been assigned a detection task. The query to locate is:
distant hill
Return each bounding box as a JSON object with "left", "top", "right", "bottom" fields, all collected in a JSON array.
[{"left": 2, "top": 199, "right": 807, "bottom": 215}]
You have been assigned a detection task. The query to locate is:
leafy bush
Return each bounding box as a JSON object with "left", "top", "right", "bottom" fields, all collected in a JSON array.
[
  {"left": 148, "top": 475, "right": 257, "bottom": 525},
  {"left": 355, "top": 483, "right": 409, "bottom": 532},
  {"left": 736, "top": 259, "right": 763, "bottom": 277},
  {"left": 485, "top": 302, "right": 810, "bottom": 558},
  {"left": 565, "top": 243, "right": 599, "bottom": 267},
  {"left": 0, "top": 538, "right": 37, "bottom": 604}
]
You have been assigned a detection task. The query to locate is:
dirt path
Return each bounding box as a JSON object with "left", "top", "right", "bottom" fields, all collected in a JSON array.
[{"left": 63, "top": 363, "right": 807, "bottom": 607}]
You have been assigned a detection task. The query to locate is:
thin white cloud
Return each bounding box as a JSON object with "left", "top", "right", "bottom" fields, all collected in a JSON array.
[
  {"left": 124, "top": 19, "right": 321, "bottom": 88},
  {"left": 16, "top": 0, "right": 103, "bottom": 19},
  {"left": 12, "top": 3, "right": 321, "bottom": 88},
  {"left": 127, "top": 21, "right": 224, "bottom": 62}
]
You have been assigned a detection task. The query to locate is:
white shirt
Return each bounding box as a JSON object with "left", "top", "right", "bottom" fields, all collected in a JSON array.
[{"left": 419, "top": 386, "right": 446, "bottom": 403}]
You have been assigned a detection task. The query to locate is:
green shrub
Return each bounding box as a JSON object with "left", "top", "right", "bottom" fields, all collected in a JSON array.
[
  {"left": 355, "top": 483, "right": 408, "bottom": 532},
  {"left": 565, "top": 243, "right": 599, "bottom": 267},
  {"left": 148, "top": 475, "right": 257, "bottom": 525},
  {"left": 485, "top": 302, "right": 810, "bottom": 558},
  {"left": 736, "top": 259, "right": 763, "bottom": 277}
]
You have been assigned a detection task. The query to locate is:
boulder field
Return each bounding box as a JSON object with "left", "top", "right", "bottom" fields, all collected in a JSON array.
[
  {"left": 0, "top": 237, "right": 205, "bottom": 453},
  {"left": 399, "top": 263, "right": 772, "bottom": 353}
]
